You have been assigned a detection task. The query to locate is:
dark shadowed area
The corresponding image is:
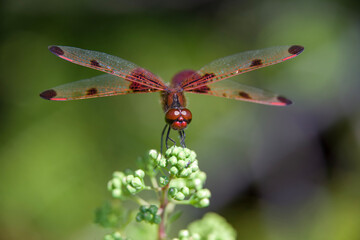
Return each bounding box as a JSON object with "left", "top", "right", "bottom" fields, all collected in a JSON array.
[{"left": 0, "top": 0, "right": 359, "bottom": 239}]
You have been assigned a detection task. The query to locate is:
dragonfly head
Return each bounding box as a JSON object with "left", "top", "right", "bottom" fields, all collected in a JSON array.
[{"left": 165, "top": 108, "right": 192, "bottom": 130}]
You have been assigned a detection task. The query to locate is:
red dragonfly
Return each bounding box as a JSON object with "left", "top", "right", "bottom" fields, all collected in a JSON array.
[{"left": 40, "top": 45, "right": 304, "bottom": 150}]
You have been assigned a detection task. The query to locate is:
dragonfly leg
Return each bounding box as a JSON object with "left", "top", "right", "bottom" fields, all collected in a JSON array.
[
  {"left": 161, "top": 124, "right": 184, "bottom": 153},
  {"left": 166, "top": 125, "right": 176, "bottom": 149},
  {"left": 160, "top": 124, "right": 169, "bottom": 154},
  {"left": 179, "top": 130, "right": 186, "bottom": 148}
]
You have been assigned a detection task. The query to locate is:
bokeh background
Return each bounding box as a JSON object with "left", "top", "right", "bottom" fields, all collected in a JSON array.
[{"left": 1, "top": 0, "right": 359, "bottom": 239}]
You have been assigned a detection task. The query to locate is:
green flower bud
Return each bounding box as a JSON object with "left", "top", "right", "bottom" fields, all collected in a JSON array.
[
  {"left": 113, "top": 232, "right": 122, "bottom": 240},
  {"left": 169, "top": 166, "right": 179, "bottom": 176},
  {"left": 192, "top": 178, "right": 203, "bottom": 190},
  {"left": 153, "top": 215, "right": 161, "bottom": 224},
  {"left": 177, "top": 160, "right": 186, "bottom": 169},
  {"left": 168, "top": 187, "right": 178, "bottom": 197},
  {"left": 189, "top": 171, "right": 207, "bottom": 189},
  {"left": 131, "top": 177, "right": 143, "bottom": 189},
  {"left": 158, "top": 157, "right": 167, "bottom": 168},
  {"left": 186, "top": 156, "right": 194, "bottom": 163},
  {"left": 190, "top": 162, "right": 199, "bottom": 172},
  {"left": 136, "top": 212, "right": 143, "bottom": 222},
  {"left": 108, "top": 179, "right": 120, "bottom": 191},
  {"left": 148, "top": 205, "right": 158, "bottom": 215},
  {"left": 198, "top": 198, "right": 210, "bottom": 207},
  {"left": 134, "top": 169, "right": 145, "bottom": 178},
  {"left": 174, "top": 192, "right": 185, "bottom": 201},
  {"left": 165, "top": 146, "right": 174, "bottom": 157},
  {"left": 189, "top": 151, "right": 196, "bottom": 160},
  {"left": 197, "top": 189, "right": 211, "bottom": 199},
  {"left": 103, "top": 235, "right": 113, "bottom": 240},
  {"left": 172, "top": 146, "right": 181, "bottom": 155},
  {"left": 126, "top": 175, "right": 134, "bottom": 183},
  {"left": 177, "top": 151, "right": 186, "bottom": 160},
  {"left": 192, "top": 233, "right": 201, "bottom": 240},
  {"left": 149, "top": 149, "right": 158, "bottom": 160},
  {"left": 183, "top": 148, "right": 191, "bottom": 157},
  {"left": 179, "top": 168, "right": 192, "bottom": 177},
  {"left": 181, "top": 187, "right": 190, "bottom": 196},
  {"left": 112, "top": 178, "right": 122, "bottom": 188},
  {"left": 159, "top": 176, "right": 169, "bottom": 186},
  {"left": 179, "top": 229, "right": 190, "bottom": 237},
  {"left": 139, "top": 205, "right": 148, "bottom": 213},
  {"left": 143, "top": 211, "right": 152, "bottom": 221},
  {"left": 126, "top": 185, "right": 137, "bottom": 194},
  {"left": 112, "top": 188, "right": 122, "bottom": 198},
  {"left": 168, "top": 156, "right": 178, "bottom": 165}
]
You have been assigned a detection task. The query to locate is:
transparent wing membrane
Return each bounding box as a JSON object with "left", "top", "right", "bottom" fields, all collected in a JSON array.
[{"left": 182, "top": 45, "right": 304, "bottom": 90}]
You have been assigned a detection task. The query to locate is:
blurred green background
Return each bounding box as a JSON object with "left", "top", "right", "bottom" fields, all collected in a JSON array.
[{"left": 1, "top": 0, "right": 359, "bottom": 239}]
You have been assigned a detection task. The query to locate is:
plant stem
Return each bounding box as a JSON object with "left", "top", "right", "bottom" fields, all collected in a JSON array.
[
  {"left": 131, "top": 195, "right": 150, "bottom": 206},
  {"left": 158, "top": 183, "right": 170, "bottom": 240}
]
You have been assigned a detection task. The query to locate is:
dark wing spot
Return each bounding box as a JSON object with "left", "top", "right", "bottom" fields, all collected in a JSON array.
[
  {"left": 239, "top": 91, "right": 251, "bottom": 99},
  {"left": 90, "top": 59, "right": 101, "bottom": 67},
  {"left": 189, "top": 85, "right": 211, "bottom": 93},
  {"left": 277, "top": 96, "right": 292, "bottom": 105},
  {"left": 48, "top": 46, "right": 64, "bottom": 56},
  {"left": 129, "top": 82, "right": 156, "bottom": 93},
  {"left": 86, "top": 88, "right": 98, "bottom": 96},
  {"left": 40, "top": 89, "right": 57, "bottom": 100},
  {"left": 250, "top": 59, "right": 262, "bottom": 67},
  {"left": 288, "top": 45, "right": 304, "bottom": 55},
  {"left": 129, "top": 82, "right": 141, "bottom": 92}
]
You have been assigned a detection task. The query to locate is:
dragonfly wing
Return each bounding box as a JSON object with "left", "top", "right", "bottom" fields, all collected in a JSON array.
[
  {"left": 40, "top": 74, "right": 161, "bottom": 101},
  {"left": 181, "top": 45, "right": 304, "bottom": 90},
  {"left": 48, "top": 46, "right": 167, "bottom": 90},
  {"left": 186, "top": 80, "right": 292, "bottom": 106}
]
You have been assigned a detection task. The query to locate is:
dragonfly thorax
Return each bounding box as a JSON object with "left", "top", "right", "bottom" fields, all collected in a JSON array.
[{"left": 165, "top": 108, "right": 192, "bottom": 130}]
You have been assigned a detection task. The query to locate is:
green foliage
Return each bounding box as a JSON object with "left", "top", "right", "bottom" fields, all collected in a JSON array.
[
  {"left": 96, "top": 146, "right": 236, "bottom": 239},
  {"left": 187, "top": 213, "right": 237, "bottom": 240},
  {"left": 172, "top": 212, "right": 236, "bottom": 240},
  {"left": 95, "top": 201, "right": 125, "bottom": 228}
]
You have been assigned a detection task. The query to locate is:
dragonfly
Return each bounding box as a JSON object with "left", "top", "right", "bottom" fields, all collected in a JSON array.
[{"left": 40, "top": 45, "right": 304, "bottom": 151}]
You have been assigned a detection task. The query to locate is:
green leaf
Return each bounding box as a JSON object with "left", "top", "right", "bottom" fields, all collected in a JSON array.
[
  {"left": 95, "top": 201, "right": 125, "bottom": 228},
  {"left": 168, "top": 210, "right": 183, "bottom": 225},
  {"left": 188, "top": 212, "right": 236, "bottom": 240}
]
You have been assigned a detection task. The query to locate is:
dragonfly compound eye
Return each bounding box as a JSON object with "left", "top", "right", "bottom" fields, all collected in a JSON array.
[{"left": 165, "top": 108, "right": 192, "bottom": 130}]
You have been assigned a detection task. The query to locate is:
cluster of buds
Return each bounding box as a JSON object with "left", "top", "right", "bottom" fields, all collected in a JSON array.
[
  {"left": 189, "top": 188, "right": 211, "bottom": 208},
  {"left": 150, "top": 146, "right": 210, "bottom": 208},
  {"left": 173, "top": 229, "right": 200, "bottom": 240},
  {"left": 102, "top": 146, "right": 213, "bottom": 239},
  {"left": 150, "top": 146, "right": 199, "bottom": 178},
  {"left": 107, "top": 169, "right": 146, "bottom": 198},
  {"left": 135, "top": 205, "right": 161, "bottom": 224},
  {"left": 168, "top": 176, "right": 211, "bottom": 208},
  {"left": 103, "top": 232, "right": 126, "bottom": 240}
]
